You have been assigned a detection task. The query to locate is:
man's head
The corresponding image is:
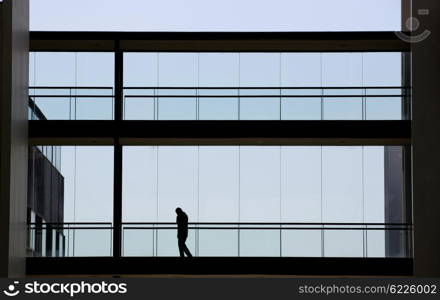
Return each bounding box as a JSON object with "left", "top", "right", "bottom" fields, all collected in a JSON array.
[{"left": 175, "top": 207, "right": 183, "bottom": 215}]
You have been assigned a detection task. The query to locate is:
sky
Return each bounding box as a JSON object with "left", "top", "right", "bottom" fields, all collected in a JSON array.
[{"left": 30, "top": 0, "right": 402, "bottom": 31}]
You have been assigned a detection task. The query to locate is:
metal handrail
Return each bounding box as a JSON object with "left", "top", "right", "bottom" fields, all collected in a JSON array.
[
  {"left": 29, "top": 86, "right": 410, "bottom": 89},
  {"left": 125, "top": 86, "right": 411, "bottom": 90},
  {"left": 122, "top": 222, "right": 412, "bottom": 225},
  {"left": 122, "top": 222, "right": 412, "bottom": 231},
  {"left": 28, "top": 86, "right": 411, "bottom": 121},
  {"left": 28, "top": 222, "right": 112, "bottom": 225},
  {"left": 27, "top": 222, "right": 412, "bottom": 230},
  {"left": 28, "top": 86, "right": 408, "bottom": 99},
  {"left": 123, "top": 227, "right": 410, "bottom": 231},
  {"left": 27, "top": 222, "right": 113, "bottom": 230},
  {"left": 29, "top": 86, "right": 113, "bottom": 89}
]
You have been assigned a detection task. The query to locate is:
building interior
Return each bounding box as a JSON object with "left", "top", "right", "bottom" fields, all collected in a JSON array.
[{"left": 1, "top": 0, "right": 439, "bottom": 277}]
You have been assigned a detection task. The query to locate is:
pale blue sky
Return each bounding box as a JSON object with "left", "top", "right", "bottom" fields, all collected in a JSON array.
[{"left": 30, "top": 0, "right": 401, "bottom": 31}]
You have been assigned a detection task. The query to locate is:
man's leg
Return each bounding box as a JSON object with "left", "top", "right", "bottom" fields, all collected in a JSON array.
[
  {"left": 183, "top": 243, "right": 193, "bottom": 257},
  {"left": 178, "top": 239, "right": 185, "bottom": 257}
]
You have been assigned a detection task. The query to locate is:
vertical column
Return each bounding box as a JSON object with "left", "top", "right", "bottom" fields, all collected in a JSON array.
[
  {"left": 113, "top": 41, "right": 123, "bottom": 257},
  {"left": 402, "top": 52, "right": 412, "bottom": 120},
  {"left": 402, "top": 0, "right": 412, "bottom": 31},
  {"left": 0, "top": 0, "right": 30, "bottom": 277},
  {"left": 412, "top": 0, "right": 440, "bottom": 276},
  {"left": 384, "top": 146, "right": 407, "bottom": 257}
]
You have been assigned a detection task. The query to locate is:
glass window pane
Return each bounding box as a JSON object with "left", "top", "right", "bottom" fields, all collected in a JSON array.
[
  {"left": 30, "top": 52, "right": 114, "bottom": 120},
  {"left": 158, "top": 53, "right": 198, "bottom": 87},
  {"left": 240, "top": 229, "right": 280, "bottom": 257},
  {"left": 199, "top": 230, "right": 238, "bottom": 257},
  {"left": 123, "top": 229, "right": 154, "bottom": 256},
  {"left": 198, "top": 53, "right": 239, "bottom": 119},
  {"left": 199, "top": 53, "right": 239, "bottom": 87},
  {"left": 76, "top": 53, "right": 114, "bottom": 87},
  {"left": 281, "top": 147, "right": 321, "bottom": 222},
  {"left": 239, "top": 147, "right": 281, "bottom": 222},
  {"left": 324, "top": 230, "right": 364, "bottom": 257},
  {"left": 281, "top": 53, "right": 322, "bottom": 120},
  {"left": 281, "top": 53, "right": 321, "bottom": 87},
  {"left": 322, "top": 147, "right": 363, "bottom": 223},
  {"left": 364, "top": 53, "right": 402, "bottom": 120},
  {"left": 199, "top": 147, "right": 239, "bottom": 222},
  {"left": 364, "top": 147, "right": 385, "bottom": 223},
  {"left": 157, "top": 147, "right": 198, "bottom": 222},
  {"left": 62, "top": 147, "right": 114, "bottom": 223},
  {"left": 34, "top": 52, "right": 76, "bottom": 86},
  {"left": 124, "top": 53, "right": 158, "bottom": 87},
  {"left": 282, "top": 230, "right": 322, "bottom": 257},
  {"left": 123, "top": 147, "right": 158, "bottom": 222},
  {"left": 119, "top": 52, "right": 403, "bottom": 121},
  {"left": 27, "top": 146, "right": 114, "bottom": 257},
  {"left": 322, "top": 54, "right": 363, "bottom": 120},
  {"left": 239, "top": 54, "right": 280, "bottom": 119}
]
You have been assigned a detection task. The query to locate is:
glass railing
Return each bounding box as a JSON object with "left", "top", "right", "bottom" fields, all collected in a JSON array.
[
  {"left": 26, "top": 222, "right": 412, "bottom": 258},
  {"left": 121, "top": 222, "right": 412, "bottom": 258},
  {"left": 29, "top": 87, "right": 114, "bottom": 120},
  {"left": 27, "top": 222, "right": 113, "bottom": 257},
  {"left": 124, "top": 87, "right": 410, "bottom": 120},
  {"left": 28, "top": 87, "right": 410, "bottom": 121}
]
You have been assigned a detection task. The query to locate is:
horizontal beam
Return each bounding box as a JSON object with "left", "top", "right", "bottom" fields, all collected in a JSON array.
[
  {"left": 30, "top": 31, "right": 410, "bottom": 52},
  {"left": 26, "top": 257, "right": 414, "bottom": 276},
  {"left": 29, "top": 120, "right": 411, "bottom": 146}
]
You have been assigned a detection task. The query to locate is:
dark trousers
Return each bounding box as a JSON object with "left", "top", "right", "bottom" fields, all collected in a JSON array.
[{"left": 178, "top": 237, "right": 193, "bottom": 257}]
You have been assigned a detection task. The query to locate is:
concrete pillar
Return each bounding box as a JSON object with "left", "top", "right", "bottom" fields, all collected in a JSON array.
[
  {"left": 0, "top": 0, "right": 29, "bottom": 277},
  {"left": 411, "top": 0, "right": 440, "bottom": 276}
]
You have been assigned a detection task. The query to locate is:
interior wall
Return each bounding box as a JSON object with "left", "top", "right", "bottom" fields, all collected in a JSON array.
[
  {"left": 412, "top": 0, "right": 440, "bottom": 276},
  {"left": 0, "top": 0, "right": 29, "bottom": 277}
]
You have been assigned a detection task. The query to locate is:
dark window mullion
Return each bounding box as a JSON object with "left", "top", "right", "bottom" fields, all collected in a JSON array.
[{"left": 113, "top": 41, "right": 123, "bottom": 257}]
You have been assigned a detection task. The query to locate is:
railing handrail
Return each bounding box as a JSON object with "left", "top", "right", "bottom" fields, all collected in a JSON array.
[
  {"left": 123, "top": 227, "right": 411, "bottom": 231},
  {"left": 27, "top": 222, "right": 112, "bottom": 225},
  {"left": 122, "top": 222, "right": 412, "bottom": 225},
  {"left": 28, "top": 95, "right": 406, "bottom": 98},
  {"left": 28, "top": 86, "right": 409, "bottom": 99},
  {"left": 29, "top": 86, "right": 114, "bottom": 89},
  {"left": 29, "top": 86, "right": 410, "bottom": 90},
  {"left": 124, "top": 86, "right": 411, "bottom": 90},
  {"left": 27, "top": 222, "right": 412, "bottom": 226}
]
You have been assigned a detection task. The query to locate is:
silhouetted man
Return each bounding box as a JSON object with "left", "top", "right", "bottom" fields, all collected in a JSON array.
[{"left": 175, "top": 207, "right": 193, "bottom": 257}]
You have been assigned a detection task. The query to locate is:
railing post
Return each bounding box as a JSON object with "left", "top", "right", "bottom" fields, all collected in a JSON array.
[{"left": 321, "top": 224, "right": 325, "bottom": 257}]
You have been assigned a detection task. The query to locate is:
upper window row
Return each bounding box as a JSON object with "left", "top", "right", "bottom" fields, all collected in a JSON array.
[{"left": 29, "top": 52, "right": 407, "bottom": 121}]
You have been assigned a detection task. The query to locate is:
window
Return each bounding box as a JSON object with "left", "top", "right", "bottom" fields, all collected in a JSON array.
[
  {"left": 122, "top": 52, "right": 405, "bottom": 121},
  {"left": 28, "top": 146, "right": 114, "bottom": 257},
  {"left": 122, "top": 146, "right": 410, "bottom": 257}
]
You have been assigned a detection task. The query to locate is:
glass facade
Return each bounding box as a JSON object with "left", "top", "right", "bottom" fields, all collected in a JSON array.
[
  {"left": 27, "top": 145, "right": 411, "bottom": 258},
  {"left": 28, "top": 52, "right": 407, "bottom": 121},
  {"left": 27, "top": 49, "right": 411, "bottom": 260},
  {"left": 121, "top": 146, "right": 411, "bottom": 257},
  {"left": 28, "top": 146, "right": 114, "bottom": 257},
  {"left": 29, "top": 52, "right": 114, "bottom": 120},
  {"left": 123, "top": 52, "right": 404, "bottom": 121}
]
